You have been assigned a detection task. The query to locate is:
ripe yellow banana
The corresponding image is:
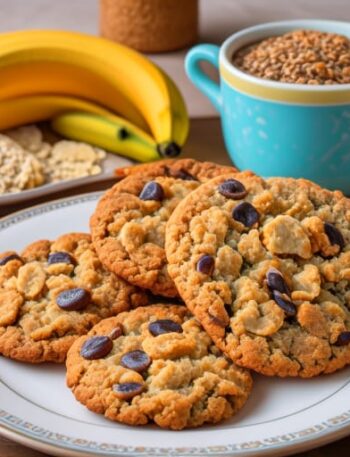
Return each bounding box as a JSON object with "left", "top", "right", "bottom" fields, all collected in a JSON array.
[
  {"left": 0, "top": 30, "right": 189, "bottom": 155},
  {"left": 51, "top": 112, "right": 161, "bottom": 162},
  {"left": 0, "top": 95, "right": 114, "bottom": 130}
]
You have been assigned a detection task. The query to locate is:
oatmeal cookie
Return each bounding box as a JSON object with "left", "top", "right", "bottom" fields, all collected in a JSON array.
[
  {"left": 91, "top": 159, "right": 241, "bottom": 297},
  {"left": 0, "top": 233, "right": 148, "bottom": 363},
  {"left": 66, "top": 304, "right": 252, "bottom": 430},
  {"left": 166, "top": 174, "right": 350, "bottom": 377},
  {"left": 115, "top": 158, "right": 236, "bottom": 180}
]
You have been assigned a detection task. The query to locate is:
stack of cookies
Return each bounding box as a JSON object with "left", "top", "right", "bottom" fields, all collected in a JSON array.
[{"left": 1, "top": 158, "right": 350, "bottom": 430}]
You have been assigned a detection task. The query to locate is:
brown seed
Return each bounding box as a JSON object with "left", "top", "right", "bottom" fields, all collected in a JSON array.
[
  {"left": 80, "top": 336, "right": 113, "bottom": 360},
  {"left": 120, "top": 350, "right": 151, "bottom": 372},
  {"left": 56, "top": 288, "right": 91, "bottom": 311},
  {"left": 113, "top": 382, "right": 145, "bottom": 400},
  {"left": 148, "top": 319, "right": 183, "bottom": 336},
  {"left": 232, "top": 30, "right": 350, "bottom": 85}
]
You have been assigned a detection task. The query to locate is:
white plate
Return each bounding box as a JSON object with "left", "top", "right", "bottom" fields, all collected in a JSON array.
[
  {"left": 0, "top": 193, "right": 350, "bottom": 457},
  {"left": 0, "top": 153, "right": 132, "bottom": 206}
]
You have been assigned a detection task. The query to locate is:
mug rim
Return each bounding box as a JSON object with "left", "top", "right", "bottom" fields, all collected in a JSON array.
[{"left": 220, "top": 19, "right": 350, "bottom": 92}]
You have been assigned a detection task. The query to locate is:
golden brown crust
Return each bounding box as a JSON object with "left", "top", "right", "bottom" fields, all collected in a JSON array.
[
  {"left": 0, "top": 233, "right": 148, "bottom": 363},
  {"left": 66, "top": 304, "right": 252, "bottom": 430},
  {"left": 166, "top": 174, "right": 350, "bottom": 377},
  {"left": 115, "top": 158, "right": 238, "bottom": 180},
  {"left": 93, "top": 159, "right": 243, "bottom": 297}
]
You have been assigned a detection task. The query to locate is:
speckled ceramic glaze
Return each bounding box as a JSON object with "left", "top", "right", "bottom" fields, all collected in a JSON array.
[{"left": 185, "top": 20, "right": 350, "bottom": 193}]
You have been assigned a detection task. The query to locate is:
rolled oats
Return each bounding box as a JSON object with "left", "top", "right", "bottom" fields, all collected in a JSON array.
[
  {"left": 0, "top": 134, "right": 45, "bottom": 194},
  {"left": 46, "top": 141, "right": 105, "bottom": 182},
  {"left": 0, "top": 127, "right": 106, "bottom": 195},
  {"left": 6, "top": 125, "right": 43, "bottom": 152}
]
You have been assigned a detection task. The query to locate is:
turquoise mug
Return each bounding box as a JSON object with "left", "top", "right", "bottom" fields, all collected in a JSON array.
[{"left": 185, "top": 20, "right": 350, "bottom": 193}]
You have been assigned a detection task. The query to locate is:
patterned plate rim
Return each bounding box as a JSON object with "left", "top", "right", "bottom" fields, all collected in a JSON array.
[{"left": 0, "top": 192, "right": 350, "bottom": 457}]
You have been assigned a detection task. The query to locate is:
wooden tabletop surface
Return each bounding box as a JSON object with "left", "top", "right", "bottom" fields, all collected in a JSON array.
[{"left": 0, "top": 118, "right": 349, "bottom": 457}]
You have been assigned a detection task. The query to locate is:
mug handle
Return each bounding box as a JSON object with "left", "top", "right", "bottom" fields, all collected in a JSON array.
[{"left": 185, "top": 44, "right": 222, "bottom": 114}]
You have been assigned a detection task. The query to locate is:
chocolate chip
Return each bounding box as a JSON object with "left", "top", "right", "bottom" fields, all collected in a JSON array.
[
  {"left": 218, "top": 179, "right": 247, "bottom": 200},
  {"left": 56, "top": 288, "right": 91, "bottom": 311},
  {"left": 113, "top": 382, "right": 145, "bottom": 400},
  {"left": 139, "top": 181, "right": 164, "bottom": 201},
  {"left": 0, "top": 253, "right": 22, "bottom": 266},
  {"left": 324, "top": 222, "right": 345, "bottom": 251},
  {"left": 147, "top": 294, "right": 185, "bottom": 306},
  {"left": 266, "top": 268, "right": 290, "bottom": 296},
  {"left": 109, "top": 325, "right": 123, "bottom": 340},
  {"left": 148, "top": 319, "right": 183, "bottom": 336},
  {"left": 48, "top": 251, "right": 76, "bottom": 265},
  {"left": 232, "top": 202, "right": 259, "bottom": 227},
  {"left": 209, "top": 313, "right": 228, "bottom": 328},
  {"left": 80, "top": 336, "right": 113, "bottom": 360},
  {"left": 336, "top": 331, "right": 350, "bottom": 346},
  {"left": 168, "top": 168, "right": 197, "bottom": 181},
  {"left": 196, "top": 255, "right": 215, "bottom": 275},
  {"left": 272, "top": 290, "right": 296, "bottom": 317},
  {"left": 225, "top": 304, "right": 234, "bottom": 318},
  {"left": 120, "top": 350, "right": 151, "bottom": 372}
]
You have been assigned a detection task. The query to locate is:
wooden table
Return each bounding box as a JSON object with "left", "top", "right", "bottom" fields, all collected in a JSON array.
[{"left": 0, "top": 118, "right": 349, "bottom": 457}]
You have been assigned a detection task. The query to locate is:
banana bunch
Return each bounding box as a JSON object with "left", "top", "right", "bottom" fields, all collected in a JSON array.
[{"left": 0, "top": 30, "right": 189, "bottom": 162}]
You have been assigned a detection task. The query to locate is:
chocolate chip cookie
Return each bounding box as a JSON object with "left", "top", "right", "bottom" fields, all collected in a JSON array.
[
  {"left": 114, "top": 158, "right": 236, "bottom": 181},
  {"left": 0, "top": 233, "right": 148, "bottom": 363},
  {"left": 66, "top": 304, "right": 252, "bottom": 430},
  {"left": 166, "top": 174, "right": 350, "bottom": 377},
  {"left": 91, "top": 159, "right": 242, "bottom": 297}
]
